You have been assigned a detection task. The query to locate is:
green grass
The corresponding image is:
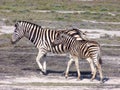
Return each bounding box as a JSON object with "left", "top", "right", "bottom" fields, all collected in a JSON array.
[
  {"left": 0, "top": 0, "right": 120, "bottom": 12},
  {"left": 0, "top": 33, "right": 12, "bottom": 38},
  {"left": 0, "top": 34, "right": 12, "bottom": 48},
  {"left": 0, "top": 11, "right": 120, "bottom": 25},
  {"left": 0, "top": 0, "right": 120, "bottom": 25}
]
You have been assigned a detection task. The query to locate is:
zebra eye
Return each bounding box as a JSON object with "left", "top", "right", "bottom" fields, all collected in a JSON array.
[
  {"left": 61, "top": 35, "right": 64, "bottom": 38},
  {"left": 14, "top": 28, "right": 18, "bottom": 32},
  {"left": 15, "top": 23, "right": 18, "bottom": 27}
]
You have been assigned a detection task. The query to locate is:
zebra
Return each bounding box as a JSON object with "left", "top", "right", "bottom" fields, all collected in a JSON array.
[
  {"left": 52, "top": 33, "right": 103, "bottom": 82},
  {"left": 11, "top": 21, "right": 87, "bottom": 74}
]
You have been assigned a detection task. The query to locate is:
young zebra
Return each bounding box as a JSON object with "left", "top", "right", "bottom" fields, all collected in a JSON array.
[
  {"left": 52, "top": 33, "right": 103, "bottom": 82},
  {"left": 11, "top": 21, "right": 87, "bottom": 74}
]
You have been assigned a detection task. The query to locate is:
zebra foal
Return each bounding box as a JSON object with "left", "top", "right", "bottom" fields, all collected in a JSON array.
[
  {"left": 52, "top": 33, "right": 103, "bottom": 82},
  {"left": 11, "top": 21, "right": 87, "bottom": 74}
]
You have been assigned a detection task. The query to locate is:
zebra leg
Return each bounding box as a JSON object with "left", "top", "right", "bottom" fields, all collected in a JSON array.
[
  {"left": 43, "top": 60, "right": 47, "bottom": 74},
  {"left": 91, "top": 60, "right": 97, "bottom": 81},
  {"left": 65, "top": 58, "right": 74, "bottom": 79},
  {"left": 86, "top": 58, "right": 96, "bottom": 81},
  {"left": 74, "top": 57, "right": 81, "bottom": 80},
  {"left": 96, "top": 61, "right": 103, "bottom": 83},
  {"left": 36, "top": 50, "right": 46, "bottom": 74}
]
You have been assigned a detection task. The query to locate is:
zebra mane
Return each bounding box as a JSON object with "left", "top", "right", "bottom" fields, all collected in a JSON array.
[
  {"left": 15, "top": 21, "right": 41, "bottom": 28},
  {"left": 60, "top": 33, "right": 76, "bottom": 40}
]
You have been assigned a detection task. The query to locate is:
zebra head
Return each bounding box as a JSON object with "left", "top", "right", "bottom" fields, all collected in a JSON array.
[
  {"left": 52, "top": 33, "right": 74, "bottom": 45},
  {"left": 11, "top": 21, "right": 25, "bottom": 44}
]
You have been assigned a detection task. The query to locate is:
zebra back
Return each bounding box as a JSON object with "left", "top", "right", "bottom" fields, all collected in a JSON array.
[
  {"left": 52, "top": 33, "right": 101, "bottom": 59},
  {"left": 12, "top": 21, "right": 87, "bottom": 54},
  {"left": 57, "top": 28, "right": 87, "bottom": 40}
]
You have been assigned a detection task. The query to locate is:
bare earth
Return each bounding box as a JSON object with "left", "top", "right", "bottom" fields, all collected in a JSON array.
[{"left": 0, "top": 22, "right": 120, "bottom": 90}]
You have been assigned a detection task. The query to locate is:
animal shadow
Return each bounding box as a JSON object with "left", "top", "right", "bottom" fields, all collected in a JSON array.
[{"left": 22, "top": 68, "right": 109, "bottom": 82}]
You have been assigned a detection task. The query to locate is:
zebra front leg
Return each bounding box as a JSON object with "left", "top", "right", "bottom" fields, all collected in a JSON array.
[
  {"left": 74, "top": 57, "right": 81, "bottom": 80},
  {"left": 65, "top": 58, "right": 74, "bottom": 79},
  {"left": 91, "top": 67, "right": 97, "bottom": 81},
  {"left": 36, "top": 51, "right": 46, "bottom": 74},
  {"left": 43, "top": 60, "right": 47, "bottom": 74}
]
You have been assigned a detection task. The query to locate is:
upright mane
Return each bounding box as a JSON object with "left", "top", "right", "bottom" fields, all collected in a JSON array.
[{"left": 15, "top": 21, "right": 41, "bottom": 28}]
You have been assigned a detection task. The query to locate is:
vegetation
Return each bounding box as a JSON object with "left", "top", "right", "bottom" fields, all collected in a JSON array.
[
  {"left": 0, "top": 0, "right": 120, "bottom": 25},
  {"left": 0, "top": 0, "right": 120, "bottom": 12}
]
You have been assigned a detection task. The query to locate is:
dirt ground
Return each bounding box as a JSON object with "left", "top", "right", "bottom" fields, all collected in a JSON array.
[{"left": 0, "top": 26, "right": 120, "bottom": 90}]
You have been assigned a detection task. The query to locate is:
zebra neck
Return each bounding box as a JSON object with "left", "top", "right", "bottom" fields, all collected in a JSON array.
[{"left": 25, "top": 26, "right": 42, "bottom": 46}]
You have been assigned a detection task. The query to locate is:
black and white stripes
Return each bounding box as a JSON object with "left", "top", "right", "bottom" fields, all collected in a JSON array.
[
  {"left": 11, "top": 21, "right": 86, "bottom": 74},
  {"left": 52, "top": 33, "right": 103, "bottom": 82}
]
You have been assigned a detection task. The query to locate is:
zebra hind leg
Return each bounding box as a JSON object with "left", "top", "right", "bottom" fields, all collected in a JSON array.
[
  {"left": 96, "top": 60, "right": 103, "bottom": 83},
  {"left": 65, "top": 58, "right": 74, "bottom": 79},
  {"left": 93, "top": 57, "right": 103, "bottom": 83},
  {"left": 86, "top": 58, "right": 97, "bottom": 81}
]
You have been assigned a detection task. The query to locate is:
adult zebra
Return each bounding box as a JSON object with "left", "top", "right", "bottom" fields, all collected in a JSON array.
[
  {"left": 52, "top": 33, "right": 103, "bottom": 82},
  {"left": 11, "top": 21, "right": 87, "bottom": 74}
]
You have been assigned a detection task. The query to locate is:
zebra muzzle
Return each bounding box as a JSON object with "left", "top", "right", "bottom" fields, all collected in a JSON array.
[{"left": 11, "top": 39, "right": 16, "bottom": 44}]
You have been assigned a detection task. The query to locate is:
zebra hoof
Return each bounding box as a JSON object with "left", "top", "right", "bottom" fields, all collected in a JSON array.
[
  {"left": 65, "top": 75, "right": 68, "bottom": 79},
  {"left": 77, "top": 78, "right": 81, "bottom": 81},
  {"left": 42, "top": 70, "right": 48, "bottom": 75},
  {"left": 90, "top": 78, "right": 94, "bottom": 82},
  {"left": 39, "top": 71, "right": 44, "bottom": 75},
  {"left": 39, "top": 70, "right": 47, "bottom": 75}
]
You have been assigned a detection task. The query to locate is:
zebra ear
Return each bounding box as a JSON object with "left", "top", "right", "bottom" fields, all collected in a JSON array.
[
  {"left": 14, "top": 23, "right": 18, "bottom": 27},
  {"left": 14, "top": 21, "right": 20, "bottom": 27},
  {"left": 14, "top": 20, "right": 19, "bottom": 27},
  {"left": 83, "top": 31, "right": 87, "bottom": 35},
  {"left": 14, "top": 20, "right": 22, "bottom": 27}
]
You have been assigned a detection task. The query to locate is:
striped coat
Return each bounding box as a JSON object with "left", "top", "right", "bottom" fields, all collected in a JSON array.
[
  {"left": 11, "top": 21, "right": 87, "bottom": 74},
  {"left": 52, "top": 33, "right": 103, "bottom": 82}
]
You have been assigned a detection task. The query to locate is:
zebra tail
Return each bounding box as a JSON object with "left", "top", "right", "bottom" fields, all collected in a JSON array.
[
  {"left": 98, "top": 45, "right": 102, "bottom": 65},
  {"left": 99, "top": 57, "right": 102, "bottom": 65}
]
